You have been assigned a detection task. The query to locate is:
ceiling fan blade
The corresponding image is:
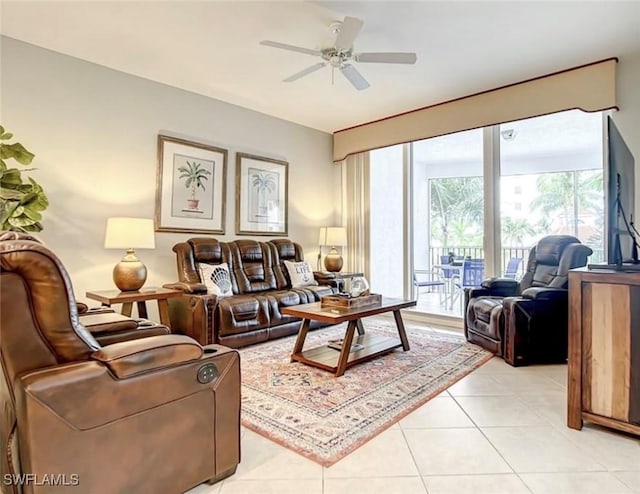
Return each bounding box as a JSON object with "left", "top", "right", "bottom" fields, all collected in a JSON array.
[
  {"left": 260, "top": 40, "right": 322, "bottom": 57},
  {"left": 334, "top": 16, "right": 364, "bottom": 50},
  {"left": 355, "top": 52, "right": 418, "bottom": 64},
  {"left": 284, "top": 62, "right": 327, "bottom": 82},
  {"left": 340, "top": 64, "right": 370, "bottom": 91}
]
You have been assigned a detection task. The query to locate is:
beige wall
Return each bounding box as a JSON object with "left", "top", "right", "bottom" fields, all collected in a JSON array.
[
  {"left": 0, "top": 37, "right": 340, "bottom": 316},
  {"left": 612, "top": 51, "right": 640, "bottom": 224}
]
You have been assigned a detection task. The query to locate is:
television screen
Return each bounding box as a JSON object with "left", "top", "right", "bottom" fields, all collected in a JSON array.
[{"left": 606, "top": 116, "right": 636, "bottom": 265}]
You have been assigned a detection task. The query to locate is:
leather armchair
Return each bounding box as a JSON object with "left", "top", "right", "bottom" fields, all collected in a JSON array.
[
  {"left": 0, "top": 233, "right": 240, "bottom": 493},
  {"left": 464, "top": 235, "right": 592, "bottom": 366}
]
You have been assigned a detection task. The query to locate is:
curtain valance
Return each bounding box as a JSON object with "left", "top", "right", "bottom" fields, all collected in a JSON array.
[{"left": 333, "top": 58, "right": 617, "bottom": 162}]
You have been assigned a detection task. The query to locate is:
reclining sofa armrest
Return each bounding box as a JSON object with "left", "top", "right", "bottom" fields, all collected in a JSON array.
[
  {"left": 91, "top": 334, "right": 203, "bottom": 379},
  {"left": 521, "top": 287, "right": 568, "bottom": 302},
  {"left": 167, "top": 293, "right": 219, "bottom": 345},
  {"left": 164, "top": 281, "right": 207, "bottom": 294}
]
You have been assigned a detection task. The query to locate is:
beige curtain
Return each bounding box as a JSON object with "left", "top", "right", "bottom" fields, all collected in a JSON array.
[
  {"left": 341, "top": 152, "right": 370, "bottom": 277},
  {"left": 333, "top": 58, "right": 617, "bottom": 162}
]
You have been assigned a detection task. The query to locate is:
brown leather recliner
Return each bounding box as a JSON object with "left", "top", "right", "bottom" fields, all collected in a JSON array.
[
  {"left": 0, "top": 234, "right": 240, "bottom": 494},
  {"left": 463, "top": 235, "right": 592, "bottom": 366}
]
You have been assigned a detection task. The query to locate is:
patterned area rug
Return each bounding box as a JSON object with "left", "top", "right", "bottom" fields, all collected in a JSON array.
[{"left": 239, "top": 317, "right": 492, "bottom": 466}]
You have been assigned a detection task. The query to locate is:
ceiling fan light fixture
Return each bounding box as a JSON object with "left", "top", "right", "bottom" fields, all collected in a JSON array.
[{"left": 260, "top": 15, "right": 417, "bottom": 90}]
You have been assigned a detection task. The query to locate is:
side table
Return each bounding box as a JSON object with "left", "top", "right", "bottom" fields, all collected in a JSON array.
[{"left": 85, "top": 287, "right": 181, "bottom": 326}]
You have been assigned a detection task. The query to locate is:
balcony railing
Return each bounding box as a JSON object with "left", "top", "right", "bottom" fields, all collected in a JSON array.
[{"left": 429, "top": 245, "right": 604, "bottom": 275}]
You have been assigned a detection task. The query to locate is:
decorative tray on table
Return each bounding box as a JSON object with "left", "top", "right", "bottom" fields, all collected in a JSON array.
[{"left": 320, "top": 293, "right": 382, "bottom": 309}]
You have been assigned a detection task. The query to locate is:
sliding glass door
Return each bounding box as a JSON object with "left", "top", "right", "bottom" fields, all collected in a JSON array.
[
  {"left": 369, "top": 109, "right": 605, "bottom": 320},
  {"left": 412, "top": 129, "right": 484, "bottom": 316},
  {"left": 499, "top": 110, "right": 604, "bottom": 274}
]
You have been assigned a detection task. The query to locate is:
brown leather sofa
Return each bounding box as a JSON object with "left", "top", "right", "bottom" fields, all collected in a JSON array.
[
  {"left": 463, "top": 235, "right": 592, "bottom": 366},
  {"left": 0, "top": 233, "right": 241, "bottom": 493},
  {"left": 165, "top": 238, "right": 339, "bottom": 348}
]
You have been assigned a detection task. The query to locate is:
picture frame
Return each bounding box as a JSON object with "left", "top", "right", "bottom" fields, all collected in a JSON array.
[
  {"left": 155, "top": 135, "right": 228, "bottom": 234},
  {"left": 236, "top": 152, "right": 288, "bottom": 236}
]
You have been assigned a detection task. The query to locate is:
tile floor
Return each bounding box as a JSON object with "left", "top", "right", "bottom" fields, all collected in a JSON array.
[{"left": 187, "top": 336, "right": 640, "bottom": 494}]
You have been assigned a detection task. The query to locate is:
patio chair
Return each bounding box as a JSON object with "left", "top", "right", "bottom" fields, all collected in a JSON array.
[
  {"left": 504, "top": 257, "right": 523, "bottom": 279},
  {"left": 414, "top": 270, "right": 446, "bottom": 302},
  {"left": 439, "top": 254, "right": 464, "bottom": 280},
  {"left": 451, "top": 259, "right": 484, "bottom": 310},
  {"left": 437, "top": 255, "right": 465, "bottom": 309}
]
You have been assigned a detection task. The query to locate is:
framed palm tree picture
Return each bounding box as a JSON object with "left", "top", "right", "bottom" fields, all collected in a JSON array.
[
  {"left": 155, "top": 135, "right": 228, "bottom": 233},
  {"left": 236, "top": 152, "right": 288, "bottom": 236}
]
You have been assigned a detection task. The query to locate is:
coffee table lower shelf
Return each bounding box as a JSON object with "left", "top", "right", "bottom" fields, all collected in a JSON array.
[{"left": 291, "top": 334, "right": 402, "bottom": 374}]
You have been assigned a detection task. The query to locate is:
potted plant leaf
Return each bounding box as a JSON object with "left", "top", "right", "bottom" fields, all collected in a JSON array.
[{"left": 0, "top": 126, "right": 49, "bottom": 232}]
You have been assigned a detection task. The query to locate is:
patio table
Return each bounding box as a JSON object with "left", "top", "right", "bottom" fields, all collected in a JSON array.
[{"left": 434, "top": 263, "right": 464, "bottom": 309}]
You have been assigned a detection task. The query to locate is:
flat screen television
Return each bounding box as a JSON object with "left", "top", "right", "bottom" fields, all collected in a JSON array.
[{"left": 605, "top": 116, "right": 637, "bottom": 267}]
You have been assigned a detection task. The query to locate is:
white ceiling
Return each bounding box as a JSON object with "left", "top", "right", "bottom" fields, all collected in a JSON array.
[{"left": 1, "top": 1, "right": 639, "bottom": 133}]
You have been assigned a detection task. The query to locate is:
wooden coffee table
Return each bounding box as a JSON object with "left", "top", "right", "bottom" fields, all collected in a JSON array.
[{"left": 281, "top": 297, "right": 416, "bottom": 377}]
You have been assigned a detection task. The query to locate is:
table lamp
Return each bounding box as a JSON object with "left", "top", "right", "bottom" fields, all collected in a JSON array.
[
  {"left": 323, "top": 226, "right": 347, "bottom": 272},
  {"left": 104, "top": 217, "right": 155, "bottom": 291}
]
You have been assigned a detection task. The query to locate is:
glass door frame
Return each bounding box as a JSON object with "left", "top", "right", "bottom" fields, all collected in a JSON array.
[{"left": 405, "top": 126, "right": 503, "bottom": 321}]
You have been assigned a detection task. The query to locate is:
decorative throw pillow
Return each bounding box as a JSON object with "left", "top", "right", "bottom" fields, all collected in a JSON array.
[
  {"left": 199, "top": 263, "right": 233, "bottom": 296},
  {"left": 284, "top": 260, "right": 318, "bottom": 288}
]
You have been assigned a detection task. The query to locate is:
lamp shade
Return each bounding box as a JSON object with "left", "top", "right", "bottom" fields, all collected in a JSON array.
[
  {"left": 325, "top": 227, "right": 347, "bottom": 247},
  {"left": 104, "top": 217, "right": 155, "bottom": 249}
]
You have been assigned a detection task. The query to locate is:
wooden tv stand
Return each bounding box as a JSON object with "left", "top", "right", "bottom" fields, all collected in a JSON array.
[{"left": 567, "top": 267, "right": 640, "bottom": 436}]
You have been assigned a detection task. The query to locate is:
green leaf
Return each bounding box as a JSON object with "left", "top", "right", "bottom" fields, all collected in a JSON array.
[
  {"left": 22, "top": 207, "right": 42, "bottom": 221},
  {"left": 21, "top": 222, "right": 43, "bottom": 232},
  {"left": 19, "top": 191, "right": 38, "bottom": 205},
  {"left": 0, "top": 187, "right": 24, "bottom": 200},
  {"left": 8, "top": 215, "right": 37, "bottom": 228},
  {"left": 0, "top": 126, "right": 4, "bottom": 135},
  {"left": 0, "top": 133, "right": 13, "bottom": 141},
  {"left": 0, "top": 143, "right": 35, "bottom": 165},
  {"left": 24, "top": 180, "right": 48, "bottom": 210},
  {"left": 0, "top": 200, "right": 20, "bottom": 221},
  {"left": 0, "top": 160, "right": 6, "bottom": 172},
  {"left": 0, "top": 168, "right": 23, "bottom": 187}
]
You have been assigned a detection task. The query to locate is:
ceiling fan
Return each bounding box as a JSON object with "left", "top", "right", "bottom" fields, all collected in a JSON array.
[{"left": 260, "top": 16, "right": 417, "bottom": 91}]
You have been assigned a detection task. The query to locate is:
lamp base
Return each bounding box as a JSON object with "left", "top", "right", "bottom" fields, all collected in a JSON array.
[
  {"left": 113, "top": 249, "right": 147, "bottom": 291},
  {"left": 324, "top": 248, "right": 343, "bottom": 272}
]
